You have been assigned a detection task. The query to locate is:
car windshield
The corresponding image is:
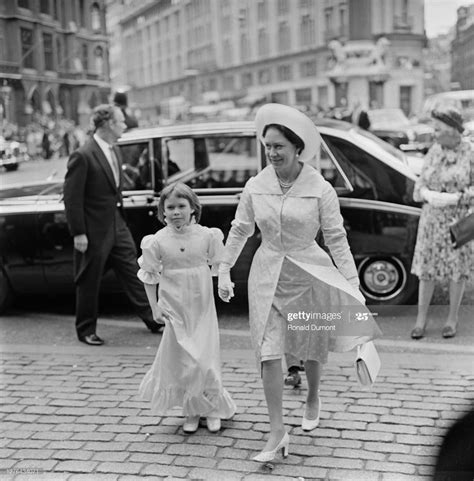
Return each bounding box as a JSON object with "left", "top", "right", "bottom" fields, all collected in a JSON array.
[
  {"left": 354, "top": 127, "right": 407, "bottom": 162},
  {"left": 369, "top": 108, "right": 410, "bottom": 128}
]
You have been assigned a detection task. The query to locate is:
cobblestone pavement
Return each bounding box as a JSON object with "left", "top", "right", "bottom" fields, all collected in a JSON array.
[{"left": 1, "top": 343, "right": 473, "bottom": 481}]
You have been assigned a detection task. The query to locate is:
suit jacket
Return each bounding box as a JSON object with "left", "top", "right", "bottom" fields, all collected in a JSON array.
[{"left": 63, "top": 137, "right": 124, "bottom": 241}]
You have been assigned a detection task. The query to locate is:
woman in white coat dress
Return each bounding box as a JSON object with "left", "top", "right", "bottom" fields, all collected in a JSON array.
[{"left": 218, "top": 104, "right": 380, "bottom": 462}]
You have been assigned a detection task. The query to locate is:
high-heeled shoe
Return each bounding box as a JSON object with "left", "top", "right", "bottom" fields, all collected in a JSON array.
[
  {"left": 302, "top": 398, "right": 322, "bottom": 431},
  {"left": 252, "top": 432, "right": 289, "bottom": 462}
]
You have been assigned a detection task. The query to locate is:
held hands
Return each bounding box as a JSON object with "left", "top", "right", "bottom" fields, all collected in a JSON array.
[
  {"left": 421, "top": 188, "right": 461, "bottom": 208},
  {"left": 218, "top": 271, "right": 235, "bottom": 303},
  {"left": 152, "top": 303, "right": 170, "bottom": 324},
  {"left": 74, "top": 234, "right": 88, "bottom": 253}
]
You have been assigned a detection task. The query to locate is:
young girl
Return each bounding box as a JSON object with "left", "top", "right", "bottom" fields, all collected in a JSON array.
[{"left": 137, "top": 182, "right": 236, "bottom": 433}]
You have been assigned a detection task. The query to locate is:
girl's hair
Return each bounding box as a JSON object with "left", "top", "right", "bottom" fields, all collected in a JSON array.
[
  {"left": 262, "top": 123, "right": 305, "bottom": 155},
  {"left": 157, "top": 182, "right": 202, "bottom": 224}
]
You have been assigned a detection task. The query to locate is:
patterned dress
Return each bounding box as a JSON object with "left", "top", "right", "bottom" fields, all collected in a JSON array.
[
  {"left": 221, "top": 163, "right": 381, "bottom": 367},
  {"left": 411, "top": 140, "right": 474, "bottom": 282}
]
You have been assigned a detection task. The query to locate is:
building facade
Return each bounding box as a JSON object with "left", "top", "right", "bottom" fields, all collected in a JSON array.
[
  {"left": 109, "top": 0, "right": 426, "bottom": 121},
  {"left": 451, "top": 4, "right": 474, "bottom": 90},
  {"left": 0, "top": 0, "right": 110, "bottom": 130}
]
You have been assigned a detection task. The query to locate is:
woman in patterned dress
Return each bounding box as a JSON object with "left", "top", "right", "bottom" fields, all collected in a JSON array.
[
  {"left": 411, "top": 107, "right": 474, "bottom": 339},
  {"left": 218, "top": 104, "right": 380, "bottom": 462}
]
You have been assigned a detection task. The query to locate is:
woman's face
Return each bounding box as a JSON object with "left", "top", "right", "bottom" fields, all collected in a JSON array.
[
  {"left": 164, "top": 192, "right": 193, "bottom": 229},
  {"left": 263, "top": 127, "right": 299, "bottom": 172},
  {"left": 433, "top": 119, "right": 461, "bottom": 148}
]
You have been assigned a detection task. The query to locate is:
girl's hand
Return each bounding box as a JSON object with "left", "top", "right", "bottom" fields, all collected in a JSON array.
[{"left": 218, "top": 271, "right": 234, "bottom": 303}]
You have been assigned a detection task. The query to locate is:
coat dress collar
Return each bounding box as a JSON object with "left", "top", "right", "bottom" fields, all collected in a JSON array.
[{"left": 248, "top": 162, "right": 325, "bottom": 197}]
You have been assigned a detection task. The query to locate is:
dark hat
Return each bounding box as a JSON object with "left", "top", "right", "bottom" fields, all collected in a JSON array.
[
  {"left": 113, "top": 91, "right": 128, "bottom": 107},
  {"left": 432, "top": 107, "right": 464, "bottom": 133}
]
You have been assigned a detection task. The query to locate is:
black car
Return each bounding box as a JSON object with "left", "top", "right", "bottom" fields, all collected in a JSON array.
[{"left": 0, "top": 120, "right": 421, "bottom": 313}]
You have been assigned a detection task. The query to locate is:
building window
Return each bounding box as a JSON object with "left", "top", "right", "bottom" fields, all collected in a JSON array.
[
  {"left": 277, "top": 64, "right": 292, "bottom": 81},
  {"left": 257, "top": 0, "right": 267, "bottom": 22},
  {"left": 399, "top": 85, "right": 412, "bottom": 116},
  {"left": 240, "top": 34, "right": 249, "bottom": 62},
  {"left": 223, "top": 40, "right": 233, "bottom": 65},
  {"left": 79, "top": 0, "right": 86, "bottom": 27},
  {"left": 295, "top": 88, "right": 312, "bottom": 105},
  {"left": 91, "top": 3, "right": 101, "bottom": 31},
  {"left": 258, "top": 28, "right": 269, "bottom": 57},
  {"left": 18, "top": 0, "right": 30, "bottom": 8},
  {"left": 21, "top": 27, "right": 34, "bottom": 68},
  {"left": 223, "top": 75, "right": 234, "bottom": 91},
  {"left": 43, "top": 33, "right": 53, "bottom": 70},
  {"left": 299, "top": 0, "right": 309, "bottom": 8},
  {"left": 300, "top": 60, "right": 317, "bottom": 77},
  {"left": 301, "top": 15, "right": 315, "bottom": 46},
  {"left": 53, "top": 0, "right": 59, "bottom": 19},
  {"left": 94, "top": 46, "right": 104, "bottom": 75},
  {"left": 241, "top": 72, "right": 252, "bottom": 88},
  {"left": 271, "top": 91, "right": 289, "bottom": 104},
  {"left": 278, "top": 0, "right": 288, "bottom": 15},
  {"left": 82, "top": 43, "right": 88, "bottom": 71},
  {"left": 40, "top": 0, "right": 50, "bottom": 14},
  {"left": 258, "top": 69, "right": 271, "bottom": 85},
  {"left": 278, "top": 22, "right": 291, "bottom": 52}
]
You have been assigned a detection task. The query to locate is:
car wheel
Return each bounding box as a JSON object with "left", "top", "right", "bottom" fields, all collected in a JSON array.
[
  {"left": 4, "top": 163, "right": 19, "bottom": 172},
  {"left": 358, "top": 256, "right": 418, "bottom": 305},
  {"left": 0, "top": 269, "right": 14, "bottom": 314}
]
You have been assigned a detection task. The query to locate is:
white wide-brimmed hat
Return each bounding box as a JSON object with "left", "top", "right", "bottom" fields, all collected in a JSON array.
[{"left": 255, "top": 103, "right": 321, "bottom": 163}]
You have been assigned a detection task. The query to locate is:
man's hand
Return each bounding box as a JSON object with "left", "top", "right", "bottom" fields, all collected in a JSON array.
[{"left": 74, "top": 234, "right": 88, "bottom": 253}]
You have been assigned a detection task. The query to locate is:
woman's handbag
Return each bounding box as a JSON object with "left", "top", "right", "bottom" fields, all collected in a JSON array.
[
  {"left": 450, "top": 210, "right": 474, "bottom": 249},
  {"left": 355, "top": 341, "right": 381, "bottom": 388}
]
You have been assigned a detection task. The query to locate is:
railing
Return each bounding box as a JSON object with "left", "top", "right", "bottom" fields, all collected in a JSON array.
[{"left": 0, "top": 62, "right": 20, "bottom": 74}]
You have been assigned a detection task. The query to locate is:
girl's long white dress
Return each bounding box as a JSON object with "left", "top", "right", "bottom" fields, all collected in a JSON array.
[
  {"left": 221, "top": 163, "right": 381, "bottom": 366},
  {"left": 137, "top": 224, "right": 236, "bottom": 418}
]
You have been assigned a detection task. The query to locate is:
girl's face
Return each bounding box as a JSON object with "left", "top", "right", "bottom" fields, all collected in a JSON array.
[
  {"left": 433, "top": 119, "right": 461, "bottom": 148},
  {"left": 263, "top": 127, "right": 299, "bottom": 173},
  {"left": 164, "top": 192, "right": 194, "bottom": 229}
]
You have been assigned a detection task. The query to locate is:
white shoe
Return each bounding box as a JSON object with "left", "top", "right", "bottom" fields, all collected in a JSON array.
[
  {"left": 252, "top": 432, "right": 289, "bottom": 462},
  {"left": 302, "top": 398, "right": 322, "bottom": 431},
  {"left": 206, "top": 416, "right": 221, "bottom": 432},
  {"left": 182, "top": 415, "right": 200, "bottom": 433}
]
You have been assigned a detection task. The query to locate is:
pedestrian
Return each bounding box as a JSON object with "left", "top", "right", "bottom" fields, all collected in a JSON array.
[
  {"left": 137, "top": 182, "right": 236, "bottom": 433},
  {"left": 410, "top": 107, "right": 474, "bottom": 340},
  {"left": 113, "top": 91, "right": 138, "bottom": 131},
  {"left": 218, "top": 103, "right": 380, "bottom": 462},
  {"left": 63, "top": 104, "right": 160, "bottom": 346},
  {"left": 42, "top": 129, "right": 51, "bottom": 159}
]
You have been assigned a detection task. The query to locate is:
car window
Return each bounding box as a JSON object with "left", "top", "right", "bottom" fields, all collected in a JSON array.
[
  {"left": 119, "top": 141, "right": 154, "bottom": 191},
  {"left": 311, "top": 140, "right": 352, "bottom": 192},
  {"left": 163, "top": 135, "right": 259, "bottom": 190},
  {"left": 323, "top": 135, "right": 411, "bottom": 204}
]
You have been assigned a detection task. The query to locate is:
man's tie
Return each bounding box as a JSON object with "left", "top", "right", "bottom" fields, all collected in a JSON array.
[{"left": 109, "top": 146, "right": 120, "bottom": 187}]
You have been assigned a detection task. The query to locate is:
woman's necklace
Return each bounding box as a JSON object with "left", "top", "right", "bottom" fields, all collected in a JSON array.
[{"left": 276, "top": 163, "right": 302, "bottom": 189}]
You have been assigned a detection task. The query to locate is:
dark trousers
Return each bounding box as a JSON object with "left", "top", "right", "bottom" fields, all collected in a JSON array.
[{"left": 74, "top": 210, "right": 152, "bottom": 337}]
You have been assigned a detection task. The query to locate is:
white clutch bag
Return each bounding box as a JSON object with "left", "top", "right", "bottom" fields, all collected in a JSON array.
[{"left": 355, "top": 341, "right": 381, "bottom": 388}]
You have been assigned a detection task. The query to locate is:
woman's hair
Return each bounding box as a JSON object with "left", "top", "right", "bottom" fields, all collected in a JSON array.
[
  {"left": 157, "top": 182, "right": 201, "bottom": 224},
  {"left": 262, "top": 123, "right": 305, "bottom": 155}
]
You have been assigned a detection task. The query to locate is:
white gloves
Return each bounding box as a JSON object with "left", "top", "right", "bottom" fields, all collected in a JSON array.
[
  {"left": 218, "top": 269, "right": 235, "bottom": 303},
  {"left": 420, "top": 188, "right": 460, "bottom": 208}
]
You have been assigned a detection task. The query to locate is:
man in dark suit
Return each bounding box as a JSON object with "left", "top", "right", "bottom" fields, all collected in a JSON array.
[
  {"left": 113, "top": 91, "right": 138, "bottom": 131},
  {"left": 63, "top": 104, "right": 161, "bottom": 346}
]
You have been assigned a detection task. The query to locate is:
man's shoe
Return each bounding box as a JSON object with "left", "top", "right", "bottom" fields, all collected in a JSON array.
[
  {"left": 78, "top": 334, "right": 104, "bottom": 346},
  {"left": 144, "top": 320, "right": 165, "bottom": 334},
  {"left": 284, "top": 370, "right": 302, "bottom": 388}
]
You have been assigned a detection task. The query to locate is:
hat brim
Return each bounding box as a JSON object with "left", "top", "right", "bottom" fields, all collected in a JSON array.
[{"left": 255, "top": 103, "right": 321, "bottom": 163}]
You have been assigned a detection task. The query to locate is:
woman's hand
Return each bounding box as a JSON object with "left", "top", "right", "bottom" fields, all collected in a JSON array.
[
  {"left": 421, "top": 188, "right": 460, "bottom": 207},
  {"left": 218, "top": 271, "right": 235, "bottom": 303},
  {"left": 152, "top": 304, "right": 169, "bottom": 323}
]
